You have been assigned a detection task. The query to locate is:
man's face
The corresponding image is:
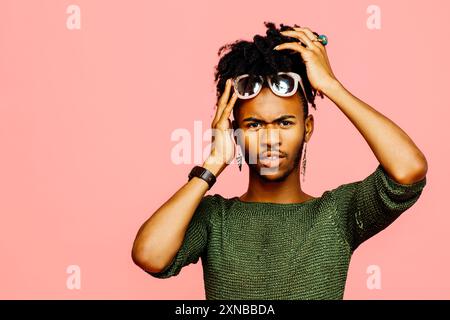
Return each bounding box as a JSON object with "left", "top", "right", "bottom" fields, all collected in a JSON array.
[{"left": 233, "top": 87, "right": 313, "bottom": 182}]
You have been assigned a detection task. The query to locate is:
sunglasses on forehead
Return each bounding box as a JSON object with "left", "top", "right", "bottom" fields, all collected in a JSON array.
[{"left": 232, "top": 71, "right": 308, "bottom": 103}]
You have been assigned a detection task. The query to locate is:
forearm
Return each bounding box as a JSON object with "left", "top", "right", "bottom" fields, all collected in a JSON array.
[
  {"left": 321, "top": 79, "right": 428, "bottom": 184},
  {"left": 131, "top": 157, "right": 225, "bottom": 272}
]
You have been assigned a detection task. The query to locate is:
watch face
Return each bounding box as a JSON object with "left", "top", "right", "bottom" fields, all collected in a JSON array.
[
  {"left": 194, "top": 166, "right": 204, "bottom": 175},
  {"left": 189, "top": 166, "right": 203, "bottom": 179},
  {"left": 189, "top": 166, "right": 215, "bottom": 189}
]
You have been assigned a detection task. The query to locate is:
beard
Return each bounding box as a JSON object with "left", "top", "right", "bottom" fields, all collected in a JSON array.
[{"left": 245, "top": 139, "right": 305, "bottom": 183}]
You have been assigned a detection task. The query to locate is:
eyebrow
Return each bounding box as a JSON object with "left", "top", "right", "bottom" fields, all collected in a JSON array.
[{"left": 242, "top": 115, "right": 297, "bottom": 123}]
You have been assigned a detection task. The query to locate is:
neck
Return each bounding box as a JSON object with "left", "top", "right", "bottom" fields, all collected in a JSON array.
[{"left": 241, "top": 164, "right": 309, "bottom": 204}]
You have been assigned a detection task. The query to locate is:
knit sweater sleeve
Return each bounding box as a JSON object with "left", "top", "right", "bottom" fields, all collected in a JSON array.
[
  {"left": 331, "top": 164, "right": 427, "bottom": 251},
  {"left": 146, "top": 194, "right": 214, "bottom": 279}
]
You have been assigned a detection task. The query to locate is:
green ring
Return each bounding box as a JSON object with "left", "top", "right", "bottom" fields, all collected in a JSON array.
[{"left": 318, "top": 35, "right": 328, "bottom": 46}]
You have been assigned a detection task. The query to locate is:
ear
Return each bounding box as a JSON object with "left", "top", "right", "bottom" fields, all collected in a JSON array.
[{"left": 304, "top": 114, "right": 314, "bottom": 143}]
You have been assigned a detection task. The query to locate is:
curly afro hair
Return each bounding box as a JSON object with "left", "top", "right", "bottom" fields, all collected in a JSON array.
[{"left": 213, "top": 21, "right": 322, "bottom": 120}]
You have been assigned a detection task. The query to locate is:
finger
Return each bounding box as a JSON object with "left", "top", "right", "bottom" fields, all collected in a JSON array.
[
  {"left": 293, "top": 27, "right": 317, "bottom": 41},
  {"left": 218, "top": 78, "right": 233, "bottom": 107},
  {"left": 274, "top": 41, "right": 308, "bottom": 56},
  {"left": 217, "top": 91, "right": 238, "bottom": 126},
  {"left": 293, "top": 27, "right": 326, "bottom": 51},
  {"left": 216, "top": 92, "right": 238, "bottom": 129},
  {"left": 291, "top": 28, "right": 332, "bottom": 77},
  {"left": 280, "top": 30, "right": 316, "bottom": 50},
  {"left": 215, "top": 78, "right": 233, "bottom": 118},
  {"left": 212, "top": 78, "right": 233, "bottom": 127}
]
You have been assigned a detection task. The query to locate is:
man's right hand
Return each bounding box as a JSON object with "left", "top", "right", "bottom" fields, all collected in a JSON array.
[{"left": 204, "top": 78, "right": 239, "bottom": 176}]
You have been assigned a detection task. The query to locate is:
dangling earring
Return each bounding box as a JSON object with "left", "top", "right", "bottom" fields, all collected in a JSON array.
[
  {"left": 301, "top": 142, "right": 307, "bottom": 182},
  {"left": 236, "top": 145, "right": 243, "bottom": 171}
]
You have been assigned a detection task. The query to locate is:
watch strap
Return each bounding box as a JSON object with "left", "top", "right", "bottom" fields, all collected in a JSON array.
[{"left": 188, "top": 166, "right": 217, "bottom": 190}]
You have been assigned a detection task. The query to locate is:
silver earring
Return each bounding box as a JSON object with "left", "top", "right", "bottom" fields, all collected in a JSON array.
[
  {"left": 236, "top": 145, "right": 243, "bottom": 171},
  {"left": 301, "top": 142, "right": 307, "bottom": 182}
]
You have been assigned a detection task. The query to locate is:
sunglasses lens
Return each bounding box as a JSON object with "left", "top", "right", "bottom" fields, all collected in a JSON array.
[
  {"left": 270, "top": 73, "right": 296, "bottom": 95},
  {"left": 236, "top": 75, "right": 262, "bottom": 98}
]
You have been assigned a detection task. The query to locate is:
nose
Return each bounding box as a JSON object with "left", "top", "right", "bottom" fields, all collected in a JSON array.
[{"left": 259, "top": 125, "right": 281, "bottom": 150}]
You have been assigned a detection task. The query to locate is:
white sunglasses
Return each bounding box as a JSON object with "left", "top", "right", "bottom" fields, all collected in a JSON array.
[{"left": 232, "top": 71, "right": 308, "bottom": 103}]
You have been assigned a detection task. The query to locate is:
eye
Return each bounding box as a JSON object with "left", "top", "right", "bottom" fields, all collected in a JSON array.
[
  {"left": 247, "top": 122, "right": 261, "bottom": 129},
  {"left": 279, "top": 120, "right": 294, "bottom": 127}
]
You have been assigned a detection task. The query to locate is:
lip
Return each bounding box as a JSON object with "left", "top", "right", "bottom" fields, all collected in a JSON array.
[
  {"left": 259, "top": 156, "right": 285, "bottom": 168},
  {"left": 260, "top": 151, "right": 286, "bottom": 158},
  {"left": 259, "top": 152, "right": 286, "bottom": 168}
]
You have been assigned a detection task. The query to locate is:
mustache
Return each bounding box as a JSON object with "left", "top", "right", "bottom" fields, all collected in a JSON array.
[{"left": 258, "top": 150, "right": 287, "bottom": 157}]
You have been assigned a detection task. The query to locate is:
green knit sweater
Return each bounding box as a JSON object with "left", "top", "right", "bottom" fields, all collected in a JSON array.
[{"left": 148, "top": 164, "right": 427, "bottom": 299}]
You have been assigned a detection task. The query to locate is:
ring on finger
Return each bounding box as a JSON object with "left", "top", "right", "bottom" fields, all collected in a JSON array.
[{"left": 312, "top": 34, "right": 328, "bottom": 46}]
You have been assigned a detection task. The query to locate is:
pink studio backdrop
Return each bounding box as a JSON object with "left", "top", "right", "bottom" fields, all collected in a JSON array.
[{"left": 0, "top": 0, "right": 448, "bottom": 299}]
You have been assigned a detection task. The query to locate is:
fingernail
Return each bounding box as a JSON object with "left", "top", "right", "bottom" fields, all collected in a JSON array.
[{"left": 273, "top": 45, "right": 280, "bottom": 50}]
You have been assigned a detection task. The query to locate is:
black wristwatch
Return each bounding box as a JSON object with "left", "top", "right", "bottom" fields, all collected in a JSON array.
[{"left": 188, "top": 166, "right": 217, "bottom": 190}]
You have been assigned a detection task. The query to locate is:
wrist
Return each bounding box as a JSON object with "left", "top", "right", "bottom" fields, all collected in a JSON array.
[
  {"left": 320, "top": 78, "right": 344, "bottom": 97},
  {"left": 202, "top": 156, "right": 227, "bottom": 177}
]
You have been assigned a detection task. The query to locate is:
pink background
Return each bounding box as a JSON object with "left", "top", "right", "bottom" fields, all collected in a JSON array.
[{"left": 0, "top": 0, "right": 448, "bottom": 299}]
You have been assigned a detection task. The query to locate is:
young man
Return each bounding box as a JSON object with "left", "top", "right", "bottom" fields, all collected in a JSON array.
[{"left": 131, "top": 22, "right": 428, "bottom": 299}]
